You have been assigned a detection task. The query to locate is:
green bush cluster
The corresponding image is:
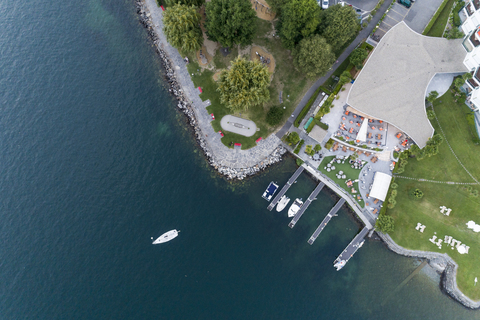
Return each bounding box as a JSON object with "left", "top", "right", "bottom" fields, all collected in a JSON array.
[
  {"left": 285, "top": 131, "right": 300, "bottom": 146},
  {"left": 387, "top": 189, "right": 398, "bottom": 209},
  {"left": 296, "top": 158, "right": 304, "bottom": 166},
  {"left": 409, "top": 134, "right": 443, "bottom": 161},
  {"left": 464, "top": 185, "right": 479, "bottom": 197},
  {"left": 266, "top": 106, "right": 285, "bottom": 126},
  {"left": 325, "top": 138, "right": 334, "bottom": 150},
  {"left": 294, "top": 139, "right": 305, "bottom": 154},
  {"left": 375, "top": 214, "right": 395, "bottom": 234},
  {"left": 314, "top": 144, "right": 322, "bottom": 152},
  {"left": 305, "top": 145, "right": 314, "bottom": 156}
]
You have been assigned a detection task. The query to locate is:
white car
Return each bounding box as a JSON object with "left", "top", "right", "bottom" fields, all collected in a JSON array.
[{"left": 322, "top": 0, "right": 329, "bottom": 9}]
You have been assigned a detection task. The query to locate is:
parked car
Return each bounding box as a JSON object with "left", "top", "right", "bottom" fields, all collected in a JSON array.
[
  {"left": 322, "top": 0, "right": 329, "bottom": 9},
  {"left": 398, "top": 0, "right": 411, "bottom": 8}
]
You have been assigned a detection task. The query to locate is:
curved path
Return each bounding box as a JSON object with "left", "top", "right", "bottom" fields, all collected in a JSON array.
[{"left": 143, "top": 0, "right": 281, "bottom": 169}]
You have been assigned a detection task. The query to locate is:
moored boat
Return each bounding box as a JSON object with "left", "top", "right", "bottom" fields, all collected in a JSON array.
[
  {"left": 152, "top": 229, "right": 179, "bottom": 244},
  {"left": 276, "top": 195, "right": 290, "bottom": 212},
  {"left": 288, "top": 198, "right": 303, "bottom": 217},
  {"left": 262, "top": 181, "right": 279, "bottom": 201},
  {"left": 334, "top": 259, "right": 346, "bottom": 271}
]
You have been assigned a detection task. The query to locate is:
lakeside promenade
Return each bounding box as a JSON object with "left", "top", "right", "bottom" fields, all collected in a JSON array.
[{"left": 142, "top": 0, "right": 283, "bottom": 177}]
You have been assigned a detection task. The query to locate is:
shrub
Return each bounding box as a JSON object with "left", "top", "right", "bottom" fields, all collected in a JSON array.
[
  {"left": 390, "top": 190, "right": 397, "bottom": 197},
  {"left": 375, "top": 214, "right": 395, "bottom": 234},
  {"left": 286, "top": 132, "right": 300, "bottom": 145},
  {"left": 314, "top": 144, "right": 322, "bottom": 152},
  {"left": 390, "top": 182, "right": 398, "bottom": 189},
  {"left": 266, "top": 106, "right": 285, "bottom": 126},
  {"left": 294, "top": 139, "right": 304, "bottom": 154},
  {"left": 296, "top": 158, "right": 304, "bottom": 166},
  {"left": 294, "top": 86, "right": 323, "bottom": 127},
  {"left": 305, "top": 144, "right": 314, "bottom": 156},
  {"left": 427, "top": 110, "right": 435, "bottom": 120},
  {"left": 412, "top": 188, "right": 424, "bottom": 199},
  {"left": 325, "top": 139, "right": 334, "bottom": 150},
  {"left": 396, "top": 167, "right": 405, "bottom": 174}
]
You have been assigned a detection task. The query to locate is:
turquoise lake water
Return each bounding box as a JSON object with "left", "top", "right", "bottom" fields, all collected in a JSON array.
[{"left": 0, "top": 0, "right": 479, "bottom": 318}]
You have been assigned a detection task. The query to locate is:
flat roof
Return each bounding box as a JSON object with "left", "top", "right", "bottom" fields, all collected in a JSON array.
[
  {"left": 347, "top": 22, "right": 467, "bottom": 148},
  {"left": 309, "top": 125, "right": 328, "bottom": 143},
  {"left": 370, "top": 172, "right": 392, "bottom": 202}
]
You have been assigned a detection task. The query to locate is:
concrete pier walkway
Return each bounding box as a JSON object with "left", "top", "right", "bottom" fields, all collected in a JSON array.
[
  {"left": 288, "top": 182, "right": 325, "bottom": 228},
  {"left": 267, "top": 166, "right": 305, "bottom": 211},
  {"left": 308, "top": 198, "right": 345, "bottom": 245}
]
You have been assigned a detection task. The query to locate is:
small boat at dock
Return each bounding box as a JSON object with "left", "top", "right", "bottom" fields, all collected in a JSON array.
[
  {"left": 152, "top": 229, "right": 179, "bottom": 244},
  {"left": 288, "top": 198, "right": 303, "bottom": 217},
  {"left": 334, "top": 259, "right": 346, "bottom": 271},
  {"left": 262, "top": 181, "right": 279, "bottom": 201},
  {"left": 276, "top": 195, "right": 290, "bottom": 212}
]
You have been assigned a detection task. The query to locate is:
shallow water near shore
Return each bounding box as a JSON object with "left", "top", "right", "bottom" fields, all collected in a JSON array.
[{"left": 0, "top": 0, "right": 479, "bottom": 318}]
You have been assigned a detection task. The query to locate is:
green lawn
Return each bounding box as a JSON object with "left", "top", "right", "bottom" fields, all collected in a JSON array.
[
  {"left": 318, "top": 156, "right": 365, "bottom": 207},
  {"left": 387, "top": 86, "right": 480, "bottom": 300},
  {"left": 425, "top": 0, "right": 455, "bottom": 37}
]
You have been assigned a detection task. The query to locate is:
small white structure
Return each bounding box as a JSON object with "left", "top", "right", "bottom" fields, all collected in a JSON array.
[
  {"left": 356, "top": 119, "right": 369, "bottom": 142},
  {"left": 369, "top": 172, "right": 393, "bottom": 201},
  {"left": 466, "top": 220, "right": 480, "bottom": 232},
  {"left": 415, "top": 223, "right": 426, "bottom": 233}
]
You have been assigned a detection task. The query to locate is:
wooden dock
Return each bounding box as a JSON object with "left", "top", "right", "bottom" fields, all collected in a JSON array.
[
  {"left": 267, "top": 165, "right": 305, "bottom": 211},
  {"left": 288, "top": 182, "right": 325, "bottom": 228},
  {"left": 308, "top": 198, "right": 345, "bottom": 245}
]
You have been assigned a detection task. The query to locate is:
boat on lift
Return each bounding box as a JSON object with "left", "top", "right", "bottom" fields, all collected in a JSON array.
[
  {"left": 288, "top": 198, "right": 303, "bottom": 217},
  {"left": 152, "top": 230, "right": 179, "bottom": 244},
  {"left": 276, "top": 195, "right": 290, "bottom": 212}
]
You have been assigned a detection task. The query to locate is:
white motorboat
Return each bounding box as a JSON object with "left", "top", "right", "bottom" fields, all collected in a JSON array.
[
  {"left": 288, "top": 198, "right": 303, "bottom": 217},
  {"left": 334, "top": 259, "right": 346, "bottom": 271},
  {"left": 152, "top": 229, "right": 179, "bottom": 244},
  {"left": 276, "top": 195, "right": 290, "bottom": 212}
]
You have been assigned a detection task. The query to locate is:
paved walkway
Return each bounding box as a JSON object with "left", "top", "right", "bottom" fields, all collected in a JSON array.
[{"left": 143, "top": 0, "right": 281, "bottom": 169}]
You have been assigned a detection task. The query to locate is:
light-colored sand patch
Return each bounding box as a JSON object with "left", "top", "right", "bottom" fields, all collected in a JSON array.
[
  {"left": 250, "top": 0, "right": 276, "bottom": 21},
  {"left": 213, "top": 70, "right": 222, "bottom": 81},
  {"left": 203, "top": 33, "right": 218, "bottom": 57},
  {"left": 196, "top": 45, "right": 213, "bottom": 66},
  {"left": 251, "top": 46, "right": 275, "bottom": 74},
  {"left": 238, "top": 44, "right": 251, "bottom": 57}
]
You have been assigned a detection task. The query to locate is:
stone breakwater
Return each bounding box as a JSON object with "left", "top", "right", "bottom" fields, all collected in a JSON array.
[
  {"left": 135, "top": 0, "right": 286, "bottom": 180},
  {"left": 377, "top": 232, "right": 480, "bottom": 309}
]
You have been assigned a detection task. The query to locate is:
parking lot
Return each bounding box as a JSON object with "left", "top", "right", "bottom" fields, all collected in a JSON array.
[{"left": 373, "top": 0, "right": 444, "bottom": 41}]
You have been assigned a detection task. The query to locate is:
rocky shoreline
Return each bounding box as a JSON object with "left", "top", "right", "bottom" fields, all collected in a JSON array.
[
  {"left": 377, "top": 232, "right": 480, "bottom": 309},
  {"left": 135, "top": 0, "right": 286, "bottom": 180}
]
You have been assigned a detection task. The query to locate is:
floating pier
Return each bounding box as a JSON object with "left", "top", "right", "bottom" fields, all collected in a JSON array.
[
  {"left": 334, "top": 226, "right": 369, "bottom": 268},
  {"left": 267, "top": 165, "right": 305, "bottom": 211},
  {"left": 308, "top": 198, "right": 345, "bottom": 245},
  {"left": 288, "top": 182, "right": 325, "bottom": 228}
]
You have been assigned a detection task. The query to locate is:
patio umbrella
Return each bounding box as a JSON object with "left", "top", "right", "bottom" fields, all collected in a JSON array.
[{"left": 457, "top": 245, "right": 467, "bottom": 254}]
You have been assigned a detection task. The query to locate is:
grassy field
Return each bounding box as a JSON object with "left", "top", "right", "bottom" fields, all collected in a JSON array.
[
  {"left": 184, "top": 17, "right": 313, "bottom": 149},
  {"left": 387, "top": 86, "right": 480, "bottom": 300},
  {"left": 318, "top": 156, "right": 365, "bottom": 207},
  {"left": 425, "top": 0, "right": 455, "bottom": 37}
]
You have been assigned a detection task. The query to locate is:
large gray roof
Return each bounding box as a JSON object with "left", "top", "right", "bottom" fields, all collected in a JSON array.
[{"left": 347, "top": 22, "right": 467, "bottom": 148}]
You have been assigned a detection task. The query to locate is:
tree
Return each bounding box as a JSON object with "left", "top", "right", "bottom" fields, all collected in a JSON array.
[
  {"left": 205, "top": 0, "right": 257, "bottom": 47},
  {"left": 320, "top": 5, "right": 359, "bottom": 49},
  {"left": 375, "top": 214, "right": 395, "bottom": 234},
  {"left": 339, "top": 70, "right": 351, "bottom": 86},
  {"left": 163, "top": 4, "right": 203, "bottom": 53},
  {"left": 165, "top": 0, "right": 205, "bottom": 7},
  {"left": 314, "top": 144, "right": 322, "bottom": 151},
  {"left": 217, "top": 57, "right": 270, "bottom": 112},
  {"left": 266, "top": 106, "right": 285, "bottom": 126},
  {"left": 265, "top": 0, "right": 288, "bottom": 15},
  {"left": 349, "top": 47, "right": 368, "bottom": 69},
  {"left": 426, "top": 90, "right": 438, "bottom": 106},
  {"left": 277, "top": 0, "right": 320, "bottom": 49},
  {"left": 454, "top": 77, "right": 465, "bottom": 91},
  {"left": 463, "top": 72, "right": 473, "bottom": 81},
  {"left": 294, "top": 35, "right": 335, "bottom": 78},
  {"left": 286, "top": 131, "right": 300, "bottom": 145}
]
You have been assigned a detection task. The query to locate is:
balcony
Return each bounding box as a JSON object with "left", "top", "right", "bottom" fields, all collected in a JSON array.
[{"left": 467, "top": 2, "right": 475, "bottom": 15}]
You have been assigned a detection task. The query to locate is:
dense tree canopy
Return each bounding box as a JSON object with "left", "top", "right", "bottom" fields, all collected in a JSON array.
[
  {"left": 277, "top": 0, "right": 320, "bottom": 49},
  {"left": 163, "top": 4, "right": 203, "bottom": 52},
  {"left": 294, "top": 35, "right": 335, "bottom": 78},
  {"left": 217, "top": 57, "right": 271, "bottom": 112},
  {"left": 265, "top": 0, "right": 288, "bottom": 14},
  {"left": 266, "top": 106, "right": 285, "bottom": 126},
  {"left": 349, "top": 47, "right": 368, "bottom": 69},
  {"left": 375, "top": 214, "right": 395, "bottom": 234},
  {"left": 205, "top": 0, "right": 257, "bottom": 47},
  {"left": 320, "top": 5, "right": 359, "bottom": 49},
  {"left": 164, "top": 0, "right": 205, "bottom": 7}
]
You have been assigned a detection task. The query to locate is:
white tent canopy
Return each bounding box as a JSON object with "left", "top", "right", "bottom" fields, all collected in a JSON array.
[
  {"left": 356, "top": 118, "right": 369, "bottom": 142},
  {"left": 370, "top": 172, "right": 392, "bottom": 201}
]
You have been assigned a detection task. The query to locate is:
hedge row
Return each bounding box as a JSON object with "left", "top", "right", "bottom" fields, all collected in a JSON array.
[
  {"left": 294, "top": 86, "right": 323, "bottom": 127},
  {"left": 422, "top": 0, "right": 452, "bottom": 35},
  {"left": 306, "top": 118, "right": 329, "bottom": 133}
]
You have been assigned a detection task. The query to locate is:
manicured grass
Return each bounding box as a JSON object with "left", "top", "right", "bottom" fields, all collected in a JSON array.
[
  {"left": 387, "top": 86, "right": 480, "bottom": 300},
  {"left": 424, "top": 0, "right": 455, "bottom": 37},
  {"left": 318, "top": 156, "right": 365, "bottom": 207},
  {"left": 213, "top": 46, "right": 238, "bottom": 70}
]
